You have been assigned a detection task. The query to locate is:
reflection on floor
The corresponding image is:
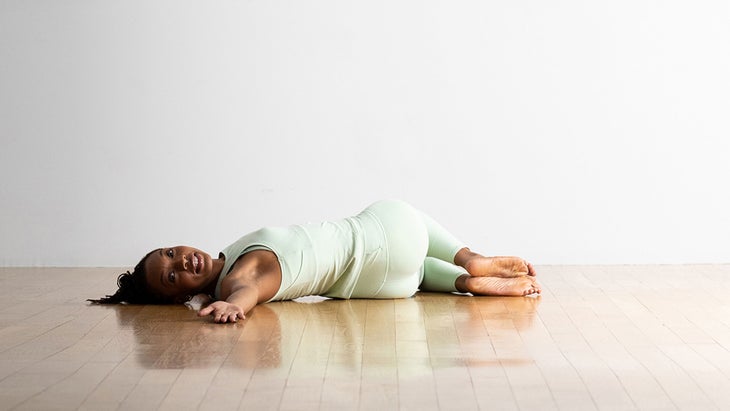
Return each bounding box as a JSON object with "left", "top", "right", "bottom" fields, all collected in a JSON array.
[{"left": 1, "top": 265, "right": 730, "bottom": 410}]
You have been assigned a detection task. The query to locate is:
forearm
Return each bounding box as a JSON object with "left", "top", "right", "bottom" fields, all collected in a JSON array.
[{"left": 225, "top": 285, "right": 262, "bottom": 316}]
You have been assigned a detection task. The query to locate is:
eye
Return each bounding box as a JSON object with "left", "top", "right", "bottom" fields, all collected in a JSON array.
[
  {"left": 167, "top": 249, "right": 174, "bottom": 258},
  {"left": 168, "top": 271, "right": 176, "bottom": 283}
]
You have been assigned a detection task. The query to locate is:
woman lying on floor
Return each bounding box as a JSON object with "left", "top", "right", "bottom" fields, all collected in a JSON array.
[{"left": 89, "top": 200, "right": 540, "bottom": 323}]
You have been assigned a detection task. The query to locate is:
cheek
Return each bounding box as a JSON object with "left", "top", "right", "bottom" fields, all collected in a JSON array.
[{"left": 182, "top": 273, "right": 201, "bottom": 287}]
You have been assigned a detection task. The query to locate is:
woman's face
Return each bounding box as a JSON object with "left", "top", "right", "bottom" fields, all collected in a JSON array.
[{"left": 144, "top": 246, "right": 217, "bottom": 302}]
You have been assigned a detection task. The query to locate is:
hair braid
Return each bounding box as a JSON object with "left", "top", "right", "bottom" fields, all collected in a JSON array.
[{"left": 87, "top": 249, "right": 169, "bottom": 304}]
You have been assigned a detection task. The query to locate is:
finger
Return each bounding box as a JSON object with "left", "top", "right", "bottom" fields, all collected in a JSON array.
[
  {"left": 226, "top": 312, "right": 243, "bottom": 323},
  {"left": 198, "top": 306, "right": 213, "bottom": 316},
  {"left": 527, "top": 262, "right": 537, "bottom": 276}
]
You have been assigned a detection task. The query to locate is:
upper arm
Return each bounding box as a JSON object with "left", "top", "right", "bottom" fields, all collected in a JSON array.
[{"left": 219, "top": 250, "right": 282, "bottom": 303}]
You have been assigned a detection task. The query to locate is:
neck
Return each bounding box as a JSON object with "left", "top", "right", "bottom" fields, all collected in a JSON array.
[
  {"left": 202, "top": 255, "right": 226, "bottom": 296},
  {"left": 212, "top": 255, "right": 225, "bottom": 278}
]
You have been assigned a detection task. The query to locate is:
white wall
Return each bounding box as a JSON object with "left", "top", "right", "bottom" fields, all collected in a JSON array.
[{"left": 1, "top": 0, "right": 729, "bottom": 267}]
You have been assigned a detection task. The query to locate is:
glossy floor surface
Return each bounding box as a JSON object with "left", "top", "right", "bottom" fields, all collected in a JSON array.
[{"left": 1, "top": 265, "right": 730, "bottom": 410}]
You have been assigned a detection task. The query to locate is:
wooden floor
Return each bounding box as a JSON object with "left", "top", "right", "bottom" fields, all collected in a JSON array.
[{"left": 1, "top": 265, "right": 730, "bottom": 410}]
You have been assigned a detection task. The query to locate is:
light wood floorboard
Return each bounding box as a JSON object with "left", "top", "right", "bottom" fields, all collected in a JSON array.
[{"left": 1, "top": 265, "right": 729, "bottom": 410}]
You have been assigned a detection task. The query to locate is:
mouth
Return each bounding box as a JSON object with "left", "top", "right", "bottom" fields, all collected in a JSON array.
[{"left": 192, "top": 253, "right": 203, "bottom": 274}]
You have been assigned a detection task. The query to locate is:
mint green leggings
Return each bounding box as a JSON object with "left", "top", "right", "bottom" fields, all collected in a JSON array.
[{"left": 347, "top": 200, "right": 468, "bottom": 298}]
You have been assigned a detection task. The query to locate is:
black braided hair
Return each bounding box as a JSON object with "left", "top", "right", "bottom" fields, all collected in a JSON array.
[{"left": 87, "top": 248, "right": 170, "bottom": 305}]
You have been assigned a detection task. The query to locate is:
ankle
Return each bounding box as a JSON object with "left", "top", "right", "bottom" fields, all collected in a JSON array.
[
  {"left": 455, "top": 274, "right": 471, "bottom": 293},
  {"left": 454, "top": 247, "right": 479, "bottom": 268}
]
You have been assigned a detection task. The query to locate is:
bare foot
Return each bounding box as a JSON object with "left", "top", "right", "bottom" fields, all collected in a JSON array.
[
  {"left": 464, "top": 276, "right": 541, "bottom": 296},
  {"left": 464, "top": 256, "right": 536, "bottom": 278}
]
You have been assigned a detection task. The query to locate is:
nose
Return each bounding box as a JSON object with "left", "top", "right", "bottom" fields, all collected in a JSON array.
[{"left": 174, "top": 254, "right": 189, "bottom": 271}]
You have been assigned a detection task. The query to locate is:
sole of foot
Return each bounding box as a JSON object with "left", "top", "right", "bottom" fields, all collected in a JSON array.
[{"left": 465, "top": 275, "right": 541, "bottom": 296}]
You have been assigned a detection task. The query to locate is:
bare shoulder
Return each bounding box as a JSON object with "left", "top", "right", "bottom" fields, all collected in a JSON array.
[{"left": 219, "top": 249, "right": 282, "bottom": 301}]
